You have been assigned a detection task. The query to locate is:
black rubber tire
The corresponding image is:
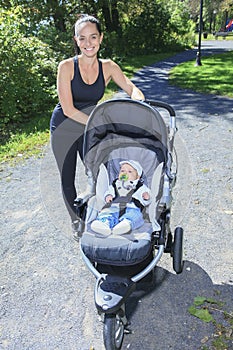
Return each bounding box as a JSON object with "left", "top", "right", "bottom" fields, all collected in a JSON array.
[
  {"left": 172, "top": 226, "right": 184, "bottom": 274},
  {"left": 103, "top": 313, "right": 124, "bottom": 350}
]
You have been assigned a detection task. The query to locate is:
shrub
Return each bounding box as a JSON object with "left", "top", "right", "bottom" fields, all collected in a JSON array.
[{"left": 0, "top": 7, "right": 58, "bottom": 131}]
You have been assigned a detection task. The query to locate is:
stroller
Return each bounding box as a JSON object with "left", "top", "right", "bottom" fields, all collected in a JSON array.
[{"left": 75, "top": 98, "right": 183, "bottom": 350}]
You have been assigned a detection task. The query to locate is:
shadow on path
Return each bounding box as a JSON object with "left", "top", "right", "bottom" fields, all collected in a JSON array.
[
  {"left": 121, "top": 261, "right": 233, "bottom": 350},
  {"left": 129, "top": 43, "right": 233, "bottom": 123}
]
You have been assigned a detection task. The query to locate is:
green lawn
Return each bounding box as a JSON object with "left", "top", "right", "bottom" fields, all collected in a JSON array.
[{"left": 169, "top": 51, "right": 233, "bottom": 98}]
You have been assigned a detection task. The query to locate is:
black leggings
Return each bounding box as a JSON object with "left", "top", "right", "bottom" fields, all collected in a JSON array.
[
  {"left": 50, "top": 119, "right": 84, "bottom": 221},
  {"left": 50, "top": 106, "right": 95, "bottom": 221}
]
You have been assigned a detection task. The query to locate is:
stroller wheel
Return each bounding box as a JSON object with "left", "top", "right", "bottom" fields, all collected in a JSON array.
[
  {"left": 172, "top": 227, "right": 184, "bottom": 274},
  {"left": 103, "top": 313, "right": 124, "bottom": 350}
]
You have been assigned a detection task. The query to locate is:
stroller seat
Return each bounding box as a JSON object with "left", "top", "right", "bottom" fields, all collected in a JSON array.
[
  {"left": 81, "top": 223, "right": 153, "bottom": 266},
  {"left": 79, "top": 99, "right": 170, "bottom": 268},
  {"left": 81, "top": 153, "right": 164, "bottom": 266}
]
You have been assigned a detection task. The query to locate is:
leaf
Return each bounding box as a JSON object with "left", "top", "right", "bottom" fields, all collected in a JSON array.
[
  {"left": 193, "top": 296, "right": 207, "bottom": 306},
  {"left": 188, "top": 305, "right": 214, "bottom": 323},
  {"left": 201, "top": 168, "right": 210, "bottom": 173},
  {"left": 205, "top": 297, "right": 220, "bottom": 305},
  {"left": 193, "top": 296, "right": 219, "bottom": 306}
]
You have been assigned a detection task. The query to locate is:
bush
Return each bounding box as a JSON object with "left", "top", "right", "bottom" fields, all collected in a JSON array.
[
  {"left": 0, "top": 7, "right": 58, "bottom": 131},
  {"left": 100, "top": 0, "right": 194, "bottom": 57},
  {"left": 121, "top": 1, "right": 171, "bottom": 56}
]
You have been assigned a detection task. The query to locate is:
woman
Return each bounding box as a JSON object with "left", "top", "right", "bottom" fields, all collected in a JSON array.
[{"left": 50, "top": 14, "right": 145, "bottom": 237}]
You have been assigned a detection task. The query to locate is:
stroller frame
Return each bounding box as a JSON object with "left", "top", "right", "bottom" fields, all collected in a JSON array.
[{"left": 77, "top": 99, "right": 184, "bottom": 350}]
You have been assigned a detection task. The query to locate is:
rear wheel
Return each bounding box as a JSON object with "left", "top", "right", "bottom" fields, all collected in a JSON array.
[
  {"left": 103, "top": 313, "right": 124, "bottom": 350},
  {"left": 172, "top": 227, "right": 184, "bottom": 274}
]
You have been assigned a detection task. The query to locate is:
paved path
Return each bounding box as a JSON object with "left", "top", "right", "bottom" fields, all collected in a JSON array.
[{"left": 1, "top": 40, "right": 233, "bottom": 350}]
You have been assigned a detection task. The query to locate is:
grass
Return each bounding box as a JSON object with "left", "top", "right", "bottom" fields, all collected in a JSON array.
[
  {"left": 0, "top": 115, "right": 51, "bottom": 165},
  {"left": 169, "top": 51, "right": 233, "bottom": 98},
  {"left": 0, "top": 52, "right": 172, "bottom": 165},
  {"left": 203, "top": 33, "right": 233, "bottom": 41}
]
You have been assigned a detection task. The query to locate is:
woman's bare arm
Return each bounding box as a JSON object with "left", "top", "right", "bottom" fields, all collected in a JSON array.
[{"left": 57, "top": 59, "right": 89, "bottom": 124}]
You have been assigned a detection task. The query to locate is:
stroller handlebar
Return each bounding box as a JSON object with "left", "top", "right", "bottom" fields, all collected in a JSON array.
[{"left": 145, "top": 99, "right": 176, "bottom": 117}]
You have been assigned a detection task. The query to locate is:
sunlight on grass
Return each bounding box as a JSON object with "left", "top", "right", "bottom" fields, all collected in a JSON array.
[
  {"left": 0, "top": 129, "right": 50, "bottom": 164},
  {"left": 169, "top": 51, "right": 233, "bottom": 98}
]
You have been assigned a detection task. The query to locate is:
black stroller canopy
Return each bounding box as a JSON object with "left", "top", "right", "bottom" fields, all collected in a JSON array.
[{"left": 83, "top": 99, "right": 169, "bottom": 180}]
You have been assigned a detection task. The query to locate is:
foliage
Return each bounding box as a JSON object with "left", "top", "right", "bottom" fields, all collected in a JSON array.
[
  {"left": 167, "top": 0, "right": 196, "bottom": 48},
  {"left": 187, "top": 0, "right": 233, "bottom": 33},
  {"left": 188, "top": 296, "right": 233, "bottom": 350},
  {"left": 188, "top": 296, "right": 218, "bottom": 322},
  {"left": 0, "top": 52, "right": 172, "bottom": 164},
  {"left": 100, "top": 0, "right": 195, "bottom": 56},
  {"left": 1, "top": 0, "right": 232, "bottom": 134},
  {"left": 37, "top": 24, "right": 73, "bottom": 59},
  {"left": 169, "top": 51, "right": 233, "bottom": 98},
  {"left": 121, "top": 1, "right": 170, "bottom": 55},
  {"left": 0, "top": 7, "right": 58, "bottom": 131}
]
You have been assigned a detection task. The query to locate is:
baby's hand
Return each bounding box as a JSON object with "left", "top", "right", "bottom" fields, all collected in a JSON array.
[
  {"left": 105, "top": 195, "right": 113, "bottom": 203},
  {"left": 142, "top": 192, "right": 150, "bottom": 200}
]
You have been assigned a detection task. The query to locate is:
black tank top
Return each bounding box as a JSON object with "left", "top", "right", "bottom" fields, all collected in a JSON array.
[
  {"left": 50, "top": 57, "right": 105, "bottom": 130},
  {"left": 71, "top": 56, "right": 105, "bottom": 110}
]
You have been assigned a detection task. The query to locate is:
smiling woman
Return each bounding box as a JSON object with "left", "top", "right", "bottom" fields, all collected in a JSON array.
[{"left": 49, "top": 14, "right": 145, "bottom": 237}]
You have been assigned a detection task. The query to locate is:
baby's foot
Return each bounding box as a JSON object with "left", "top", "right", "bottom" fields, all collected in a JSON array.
[
  {"left": 91, "top": 220, "right": 111, "bottom": 235},
  {"left": 112, "top": 220, "right": 131, "bottom": 235}
]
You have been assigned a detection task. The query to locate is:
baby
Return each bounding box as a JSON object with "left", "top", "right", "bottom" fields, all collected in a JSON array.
[{"left": 91, "top": 160, "right": 151, "bottom": 235}]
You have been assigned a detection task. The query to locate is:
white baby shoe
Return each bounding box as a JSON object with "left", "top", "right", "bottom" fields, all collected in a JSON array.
[
  {"left": 112, "top": 219, "right": 131, "bottom": 235},
  {"left": 91, "top": 220, "right": 111, "bottom": 235}
]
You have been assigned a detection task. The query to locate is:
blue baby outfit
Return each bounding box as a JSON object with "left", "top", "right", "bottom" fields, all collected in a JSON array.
[{"left": 97, "top": 178, "right": 151, "bottom": 230}]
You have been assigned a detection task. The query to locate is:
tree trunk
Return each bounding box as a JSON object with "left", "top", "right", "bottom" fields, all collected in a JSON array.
[
  {"left": 47, "top": 0, "right": 67, "bottom": 32},
  {"left": 101, "top": 0, "right": 121, "bottom": 35}
]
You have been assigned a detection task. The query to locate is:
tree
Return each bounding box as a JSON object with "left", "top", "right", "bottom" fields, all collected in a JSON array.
[
  {"left": 99, "top": 0, "right": 121, "bottom": 34},
  {"left": 0, "top": 6, "right": 57, "bottom": 128},
  {"left": 0, "top": 0, "right": 198, "bottom": 128},
  {"left": 186, "top": 0, "right": 233, "bottom": 33}
]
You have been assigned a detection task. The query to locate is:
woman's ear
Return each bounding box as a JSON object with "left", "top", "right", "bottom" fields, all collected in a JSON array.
[{"left": 100, "top": 33, "right": 104, "bottom": 44}]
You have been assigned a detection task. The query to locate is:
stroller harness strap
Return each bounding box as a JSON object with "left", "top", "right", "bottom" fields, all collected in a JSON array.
[{"left": 103, "top": 179, "right": 144, "bottom": 217}]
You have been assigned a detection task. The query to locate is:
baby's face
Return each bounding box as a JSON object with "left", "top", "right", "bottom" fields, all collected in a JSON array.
[{"left": 119, "top": 164, "right": 139, "bottom": 181}]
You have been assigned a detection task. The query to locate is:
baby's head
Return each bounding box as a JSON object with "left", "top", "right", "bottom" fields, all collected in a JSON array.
[{"left": 119, "top": 160, "right": 142, "bottom": 181}]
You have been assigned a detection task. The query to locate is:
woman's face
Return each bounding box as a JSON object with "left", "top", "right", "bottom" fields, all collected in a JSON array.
[
  {"left": 119, "top": 164, "right": 139, "bottom": 181},
  {"left": 74, "top": 22, "right": 103, "bottom": 57}
]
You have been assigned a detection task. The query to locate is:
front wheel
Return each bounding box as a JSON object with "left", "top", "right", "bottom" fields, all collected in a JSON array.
[
  {"left": 103, "top": 313, "right": 125, "bottom": 350},
  {"left": 172, "top": 227, "right": 184, "bottom": 274}
]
